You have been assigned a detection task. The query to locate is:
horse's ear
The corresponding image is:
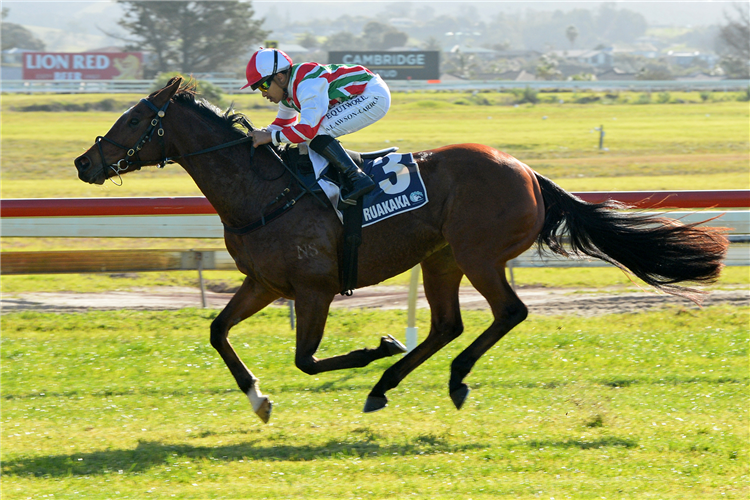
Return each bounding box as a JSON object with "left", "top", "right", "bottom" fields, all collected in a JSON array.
[{"left": 152, "top": 76, "right": 182, "bottom": 107}]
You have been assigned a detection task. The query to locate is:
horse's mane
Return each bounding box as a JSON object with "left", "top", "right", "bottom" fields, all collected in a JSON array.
[{"left": 171, "top": 81, "right": 252, "bottom": 136}]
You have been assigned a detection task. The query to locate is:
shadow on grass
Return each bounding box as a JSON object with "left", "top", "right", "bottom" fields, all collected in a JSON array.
[
  {"left": 3, "top": 438, "right": 487, "bottom": 478},
  {"left": 527, "top": 436, "right": 638, "bottom": 450}
]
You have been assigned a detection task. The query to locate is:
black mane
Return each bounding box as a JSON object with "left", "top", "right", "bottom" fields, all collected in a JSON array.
[{"left": 172, "top": 86, "right": 252, "bottom": 137}]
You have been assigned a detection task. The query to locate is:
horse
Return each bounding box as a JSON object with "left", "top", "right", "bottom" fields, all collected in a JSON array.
[{"left": 74, "top": 77, "right": 728, "bottom": 423}]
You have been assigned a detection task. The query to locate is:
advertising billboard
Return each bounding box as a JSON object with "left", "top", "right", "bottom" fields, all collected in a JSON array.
[
  {"left": 328, "top": 51, "right": 439, "bottom": 80},
  {"left": 22, "top": 52, "right": 144, "bottom": 80}
]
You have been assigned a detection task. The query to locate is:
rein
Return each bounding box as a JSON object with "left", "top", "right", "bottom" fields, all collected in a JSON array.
[{"left": 99, "top": 96, "right": 327, "bottom": 234}]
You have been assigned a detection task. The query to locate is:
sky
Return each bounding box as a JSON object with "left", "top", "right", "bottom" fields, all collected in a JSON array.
[{"left": 2, "top": 1, "right": 741, "bottom": 52}]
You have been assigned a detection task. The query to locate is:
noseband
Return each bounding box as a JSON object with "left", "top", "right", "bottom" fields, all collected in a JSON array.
[{"left": 95, "top": 98, "right": 170, "bottom": 185}]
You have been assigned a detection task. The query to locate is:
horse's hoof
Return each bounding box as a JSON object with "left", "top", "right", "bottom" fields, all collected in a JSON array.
[
  {"left": 450, "top": 384, "right": 470, "bottom": 410},
  {"left": 363, "top": 396, "right": 388, "bottom": 413},
  {"left": 256, "top": 398, "right": 273, "bottom": 423},
  {"left": 382, "top": 334, "right": 407, "bottom": 356}
]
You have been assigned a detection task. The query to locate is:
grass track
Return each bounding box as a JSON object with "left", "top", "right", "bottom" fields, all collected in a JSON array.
[{"left": 2, "top": 306, "right": 747, "bottom": 499}]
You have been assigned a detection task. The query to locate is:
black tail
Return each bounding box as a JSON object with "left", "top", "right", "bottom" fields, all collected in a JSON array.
[{"left": 534, "top": 173, "right": 728, "bottom": 302}]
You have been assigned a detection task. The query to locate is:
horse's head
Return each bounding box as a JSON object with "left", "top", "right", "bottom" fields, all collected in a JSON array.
[{"left": 74, "top": 76, "right": 183, "bottom": 185}]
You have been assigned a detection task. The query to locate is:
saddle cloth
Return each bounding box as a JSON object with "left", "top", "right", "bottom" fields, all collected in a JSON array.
[{"left": 309, "top": 149, "right": 429, "bottom": 225}]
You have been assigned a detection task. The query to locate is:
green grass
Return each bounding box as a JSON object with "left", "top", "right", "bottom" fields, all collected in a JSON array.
[
  {"left": 1, "top": 91, "right": 748, "bottom": 198},
  {"left": 2, "top": 306, "right": 747, "bottom": 499}
]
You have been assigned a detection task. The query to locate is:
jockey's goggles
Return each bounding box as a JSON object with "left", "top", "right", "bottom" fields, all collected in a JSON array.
[{"left": 256, "top": 76, "right": 274, "bottom": 92}]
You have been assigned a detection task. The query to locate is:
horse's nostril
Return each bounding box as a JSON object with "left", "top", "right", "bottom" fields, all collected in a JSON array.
[{"left": 75, "top": 155, "right": 91, "bottom": 171}]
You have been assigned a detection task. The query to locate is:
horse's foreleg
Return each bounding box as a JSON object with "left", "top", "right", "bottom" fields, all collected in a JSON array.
[
  {"left": 448, "top": 264, "right": 527, "bottom": 410},
  {"left": 364, "top": 247, "right": 465, "bottom": 412},
  {"left": 210, "top": 277, "right": 278, "bottom": 423},
  {"left": 293, "top": 290, "right": 406, "bottom": 375}
]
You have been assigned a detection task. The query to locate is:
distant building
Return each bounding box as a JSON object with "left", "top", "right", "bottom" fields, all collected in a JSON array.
[
  {"left": 666, "top": 50, "right": 718, "bottom": 68},
  {"left": 276, "top": 43, "right": 310, "bottom": 59},
  {"left": 448, "top": 45, "right": 499, "bottom": 61},
  {"left": 498, "top": 50, "right": 541, "bottom": 58},
  {"left": 549, "top": 49, "right": 613, "bottom": 68},
  {"left": 612, "top": 43, "right": 660, "bottom": 59},
  {"left": 595, "top": 67, "right": 638, "bottom": 81}
]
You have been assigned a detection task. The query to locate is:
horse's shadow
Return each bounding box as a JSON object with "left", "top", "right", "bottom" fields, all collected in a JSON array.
[{"left": 3, "top": 437, "right": 487, "bottom": 477}]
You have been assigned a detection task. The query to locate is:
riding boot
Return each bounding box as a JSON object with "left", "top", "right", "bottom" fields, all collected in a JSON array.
[{"left": 310, "top": 135, "right": 375, "bottom": 205}]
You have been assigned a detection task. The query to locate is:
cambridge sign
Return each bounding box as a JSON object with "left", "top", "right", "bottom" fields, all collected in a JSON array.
[{"left": 328, "top": 51, "right": 439, "bottom": 80}]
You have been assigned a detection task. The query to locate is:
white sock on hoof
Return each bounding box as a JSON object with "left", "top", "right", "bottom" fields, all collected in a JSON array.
[{"left": 246, "top": 385, "right": 266, "bottom": 413}]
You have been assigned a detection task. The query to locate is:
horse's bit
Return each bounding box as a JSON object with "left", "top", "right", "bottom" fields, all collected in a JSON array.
[{"left": 95, "top": 98, "right": 170, "bottom": 185}]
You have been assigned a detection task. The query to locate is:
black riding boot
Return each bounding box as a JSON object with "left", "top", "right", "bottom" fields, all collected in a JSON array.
[{"left": 310, "top": 135, "right": 375, "bottom": 204}]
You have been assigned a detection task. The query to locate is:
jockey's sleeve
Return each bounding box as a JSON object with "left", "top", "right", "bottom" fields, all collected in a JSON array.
[
  {"left": 274, "top": 77, "right": 330, "bottom": 145},
  {"left": 267, "top": 104, "right": 298, "bottom": 135}
]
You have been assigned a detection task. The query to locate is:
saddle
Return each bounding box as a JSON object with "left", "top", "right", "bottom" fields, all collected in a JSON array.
[
  {"left": 280, "top": 144, "right": 398, "bottom": 202},
  {"left": 279, "top": 144, "right": 399, "bottom": 295}
]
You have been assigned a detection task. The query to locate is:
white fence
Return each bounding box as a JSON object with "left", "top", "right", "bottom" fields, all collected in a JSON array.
[{"left": 2, "top": 78, "right": 748, "bottom": 94}]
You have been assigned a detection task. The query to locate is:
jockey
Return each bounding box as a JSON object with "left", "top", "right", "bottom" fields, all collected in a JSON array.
[{"left": 243, "top": 48, "right": 391, "bottom": 204}]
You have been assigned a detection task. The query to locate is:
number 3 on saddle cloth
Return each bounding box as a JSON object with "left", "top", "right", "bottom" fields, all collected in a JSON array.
[
  {"left": 310, "top": 151, "right": 429, "bottom": 224},
  {"left": 307, "top": 149, "right": 430, "bottom": 294}
]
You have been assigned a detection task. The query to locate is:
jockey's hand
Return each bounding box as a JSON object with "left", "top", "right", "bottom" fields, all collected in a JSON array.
[{"left": 251, "top": 129, "right": 272, "bottom": 146}]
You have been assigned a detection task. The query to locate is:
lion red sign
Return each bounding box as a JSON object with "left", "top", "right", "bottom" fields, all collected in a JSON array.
[{"left": 22, "top": 52, "right": 143, "bottom": 80}]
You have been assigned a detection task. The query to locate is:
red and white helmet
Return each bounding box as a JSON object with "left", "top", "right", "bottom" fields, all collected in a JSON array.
[{"left": 241, "top": 48, "right": 293, "bottom": 90}]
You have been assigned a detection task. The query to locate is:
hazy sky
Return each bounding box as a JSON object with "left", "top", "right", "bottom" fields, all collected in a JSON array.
[{"left": 4, "top": 1, "right": 739, "bottom": 31}]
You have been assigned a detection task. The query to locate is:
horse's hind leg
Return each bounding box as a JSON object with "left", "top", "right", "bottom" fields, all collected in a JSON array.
[
  {"left": 364, "top": 246, "right": 465, "bottom": 412},
  {"left": 210, "top": 277, "right": 279, "bottom": 423},
  {"left": 293, "top": 289, "right": 407, "bottom": 375},
  {"left": 449, "top": 263, "right": 527, "bottom": 409}
]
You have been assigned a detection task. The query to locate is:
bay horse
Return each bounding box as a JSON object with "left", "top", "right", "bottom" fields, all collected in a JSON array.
[{"left": 74, "top": 77, "right": 728, "bottom": 423}]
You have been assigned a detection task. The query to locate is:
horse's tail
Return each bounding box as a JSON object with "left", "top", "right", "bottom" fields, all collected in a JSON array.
[{"left": 534, "top": 173, "right": 728, "bottom": 302}]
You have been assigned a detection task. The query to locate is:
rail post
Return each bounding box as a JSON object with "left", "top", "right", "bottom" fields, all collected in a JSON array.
[
  {"left": 196, "top": 251, "right": 207, "bottom": 308},
  {"left": 406, "top": 265, "right": 420, "bottom": 351}
]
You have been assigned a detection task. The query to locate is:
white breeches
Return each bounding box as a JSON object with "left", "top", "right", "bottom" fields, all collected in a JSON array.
[{"left": 319, "top": 75, "right": 391, "bottom": 138}]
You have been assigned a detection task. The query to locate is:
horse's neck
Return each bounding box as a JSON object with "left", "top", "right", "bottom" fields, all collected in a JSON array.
[{"left": 169, "top": 116, "right": 283, "bottom": 227}]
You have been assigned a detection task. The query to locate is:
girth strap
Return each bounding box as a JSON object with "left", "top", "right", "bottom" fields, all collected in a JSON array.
[{"left": 340, "top": 199, "right": 364, "bottom": 296}]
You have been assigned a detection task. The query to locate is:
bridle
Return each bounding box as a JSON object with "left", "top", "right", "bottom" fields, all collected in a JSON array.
[
  {"left": 96, "top": 96, "right": 267, "bottom": 186},
  {"left": 95, "top": 98, "right": 171, "bottom": 186},
  {"left": 93, "top": 93, "right": 328, "bottom": 232}
]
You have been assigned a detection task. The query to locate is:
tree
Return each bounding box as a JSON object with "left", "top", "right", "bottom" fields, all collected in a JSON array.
[
  {"left": 115, "top": 1, "right": 268, "bottom": 77},
  {"left": 323, "top": 22, "right": 409, "bottom": 52},
  {"left": 360, "top": 21, "right": 408, "bottom": 50},
  {"left": 636, "top": 61, "right": 674, "bottom": 80},
  {"left": 565, "top": 25, "right": 579, "bottom": 48},
  {"left": 1, "top": 7, "right": 46, "bottom": 51},
  {"left": 716, "top": 3, "right": 750, "bottom": 79},
  {"left": 323, "top": 31, "right": 359, "bottom": 51},
  {"left": 297, "top": 32, "right": 320, "bottom": 50},
  {"left": 423, "top": 37, "right": 442, "bottom": 51},
  {"left": 535, "top": 54, "right": 563, "bottom": 80}
]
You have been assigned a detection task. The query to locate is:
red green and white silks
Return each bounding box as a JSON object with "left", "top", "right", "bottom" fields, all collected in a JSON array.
[{"left": 268, "top": 63, "right": 391, "bottom": 145}]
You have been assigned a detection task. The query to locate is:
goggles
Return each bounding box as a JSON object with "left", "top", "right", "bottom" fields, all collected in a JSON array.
[{"left": 256, "top": 76, "right": 274, "bottom": 92}]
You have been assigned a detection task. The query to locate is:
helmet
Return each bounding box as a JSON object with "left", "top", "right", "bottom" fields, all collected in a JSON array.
[{"left": 241, "top": 48, "right": 293, "bottom": 90}]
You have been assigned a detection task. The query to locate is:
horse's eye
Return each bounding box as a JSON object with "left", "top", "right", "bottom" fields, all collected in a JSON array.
[{"left": 129, "top": 118, "right": 140, "bottom": 126}]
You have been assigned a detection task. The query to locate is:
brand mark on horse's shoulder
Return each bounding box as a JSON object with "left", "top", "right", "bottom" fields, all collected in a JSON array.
[{"left": 297, "top": 243, "right": 319, "bottom": 260}]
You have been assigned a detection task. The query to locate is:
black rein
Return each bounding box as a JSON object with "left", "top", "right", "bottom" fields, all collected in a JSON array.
[{"left": 101, "top": 96, "right": 326, "bottom": 235}]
